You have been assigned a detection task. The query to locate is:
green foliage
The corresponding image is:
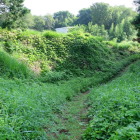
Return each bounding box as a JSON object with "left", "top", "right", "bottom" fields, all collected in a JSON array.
[
  {"left": 74, "top": 8, "right": 92, "bottom": 25},
  {"left": 0, "top": 54, "right": 139, "bottom": 139},
  {"left": 0, "top": 28, "right": 140, "bottom": 139},
  {"left": 44, "top": 14, "right": 55, "bottom": 30},
  {"left": 90, "top": 3, "right": 111, "bottom": 29},
  {"left": 54, "top": 11, "right": 75, "bottom": 28},
  {"left": 42, "top": 30, "right": 63, "bottom": 39},
  {"left": 109, "top": 18, "right": 137, "bottom": 42},
  {"left": 133, "top": 0, "right": 140, "bottom": 37},
  {"left": 0, "top": 29, "right": 139, "bottom": 78},
  {"left": 0, "top": 50, "right": 30, "bottom": 78},
  {"left": 86, "top": 23, "right": 109, "bottom": 39},
  {"left": 73, "top": 3, "right": 137, "bottom": 42},
  {"left": 40, "top": 71, "right": 69, "bottom": 83},
  {"left": 57, "top": 33, "right": 114, "bottom": 75},
  {"left": 0, "top": 0, "right": 29, "bottom": 29},
  {"left": 32, "top": 16, "right": 45, "bottom": 31},
  {"left": 83, "top": 60, "right": 140, "bottom": 140}
]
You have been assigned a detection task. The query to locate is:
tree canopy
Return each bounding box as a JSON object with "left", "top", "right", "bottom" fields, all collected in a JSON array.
[
  {"left": 0, "top": 1, "right": 137, "bottom": 42},
  {"left": 0, "top": 0, "right": 29, "bottom": 28},
  {"left": 74, "top": 8, "right": 92, "bottom": 25},
  {"left": 54, "top": 11, "right": 75, "bottom": 28},
  {"left": 133, "top": 0, "right": 140, "bottom": 36}
]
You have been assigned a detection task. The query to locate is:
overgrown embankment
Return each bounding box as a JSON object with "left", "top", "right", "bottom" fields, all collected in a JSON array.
[
  {"left": 0, "top": 29, "right": 140, "bottom": 80},
  {"left": 83, "top": 60, "right": 140, "bottom": 140},
  {"left": 0, "top": 29, "right": 140, "bottom": 139}
]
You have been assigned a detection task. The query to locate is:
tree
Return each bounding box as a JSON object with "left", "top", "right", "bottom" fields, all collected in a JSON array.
[
  {"left": 54, "top": 11, "right": 75, "bottom": 28},
  {"left": 90, "top": 3, "right": 112, "bottom": 29},
  {"left": 133, "top": 0, "right": 140, "bottom": 36},
  {"left": 86, "top": 23, "right": 109, "bottom": 39},
  {"left": 44, "top": 14, "right": 55, "bottom": 30},
  {"left": 134, "top": 0, "right": 140, "bottom": 11},
  {"left": 23, "top": 13, "right": 34, "bottom": 29},
  {"left": 32, "top": 16, "right": 45, "bottom": 31},
  {"left": 110, "top": 6, "right": 136, "bottom": 27},
  {"left": 75, "top": 8, "right": 92, "bottom": 25},
  {"left": 0, "top": 0, "right": 29, "bottom": 28}
]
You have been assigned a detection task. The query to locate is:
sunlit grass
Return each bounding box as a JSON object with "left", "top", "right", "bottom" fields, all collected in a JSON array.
[{"left": 84, "top": 60, "right": 140, "bottom": 139}]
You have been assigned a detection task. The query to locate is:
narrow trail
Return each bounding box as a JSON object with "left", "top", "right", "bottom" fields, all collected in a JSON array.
[
  {"left": 46, "top": 60, "right": 139, "bottom": 140},
  {"left": 47, "top": 91, "right": 90, "bottom": 140}
]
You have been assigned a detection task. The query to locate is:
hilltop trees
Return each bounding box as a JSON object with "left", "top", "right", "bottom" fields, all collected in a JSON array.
[
  {"left": 54, "top": 11, "right": 75, "bottom": 28},
  {"left": 44, "top": 14, "right": 55, "bottom": 30},
  {"left": 0, "top": 0, "right": 29, "bottom": 28},
  {"left": 0, "top": 1, "right": 137, "bottom": 42},
  {"left": 133, "top": 0, "right": 140, "bottom": 36},
  {"left": 74, "top": 8, "right": 92, "bottom": 25},
  {"left": 72, "top": 3, "right": 137, "bottom": 42},
  {"left": 90, "top": 3, "right": 112, "bottom": 29}
]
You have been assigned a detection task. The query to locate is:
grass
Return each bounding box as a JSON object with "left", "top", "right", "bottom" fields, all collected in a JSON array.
[
  {"left": 0, "top": 54, "right": 139, "bottom": 139},
  {"left": 46, "top": 92, "right": 89, "bottom": 140},
  {"left": 0, "top": 29, "right": 140, "bottom": 139},
  {"left": 83, "top": 60, "right": 140, "bottom": 140},
  {"left": 0, "top": 50, "right": 31, "bottom": 78}
]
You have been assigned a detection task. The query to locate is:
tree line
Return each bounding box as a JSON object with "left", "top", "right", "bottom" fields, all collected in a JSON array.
[{"left": 0, "top": 0, "right": 140, "bottom": 41}]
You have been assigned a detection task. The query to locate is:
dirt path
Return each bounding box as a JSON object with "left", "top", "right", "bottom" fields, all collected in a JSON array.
[{"left": 46, "top": 91, "right": 90, "bottom": 140}]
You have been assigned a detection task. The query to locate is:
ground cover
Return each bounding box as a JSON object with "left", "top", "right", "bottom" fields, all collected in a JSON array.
[{"left": 83, "top": 60, "right": 140, "bottom": 140}]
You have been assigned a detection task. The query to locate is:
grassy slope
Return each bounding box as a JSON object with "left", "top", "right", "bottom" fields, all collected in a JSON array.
[
  {"left": 0, "top": 29, "right": 140, "bottom": 139},
  {"left": 0, "top": 55, "right": 139, "bottom": 139},
  {"left": 0, "top": 29, "right": 140, "bottom": 79},
  {"left": 83, "top": 60, "right": 140, "bottom": 140}
]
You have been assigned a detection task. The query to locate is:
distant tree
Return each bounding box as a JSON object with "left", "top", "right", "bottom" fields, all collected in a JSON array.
[
  {"left": 54, "top": 11, "right": 75, "bottom": 28},
  {"left": 133, "top": 0, "right": 140, "bottom": 36},
  {"left": 44, "top": 14, "right": 55, "bottom": 30},
  {"left": 75, "top": 3, "right": 136, "bottom": 32},
  {"left": 32, "top": 16, "right": 45, "bottom": 31},
  {"left": 86, "top": 23, "right": 109, "bottom": 39},
  {"left": 0, "top": 0, "right": 29, "bottom": 28},
  {"left": 110, "top": 6, "right": 136, "bottom": 26},
  {"left": 134, "top": 0, "right": 140, "bottom": 11},
  {"left": 23, "top": 14, "right": 35, "bottom": 28},
  {"left": 109, "top": 23, "right": 115, "bottom": 39},
  {"left": 90, "top": 3, "right": 112, "bottom": 29},
  {"left": 75, "top": 8, "right": 92, "bottom": 25}
]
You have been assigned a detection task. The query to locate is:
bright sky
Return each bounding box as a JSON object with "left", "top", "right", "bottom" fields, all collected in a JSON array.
[{"left": 24, "top": 0, "right": 135, "bottom": 16}]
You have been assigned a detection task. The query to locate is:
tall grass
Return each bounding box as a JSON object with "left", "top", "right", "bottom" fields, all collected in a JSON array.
[{"left": 0, "top": 50, "right": 31, "bottom": 78}]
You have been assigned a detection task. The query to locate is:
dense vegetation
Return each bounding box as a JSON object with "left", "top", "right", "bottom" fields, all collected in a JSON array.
[
  {"left": 83, "top": 61, "right": 140, "bottom": 139},
  {"left": 0, "top": 29, "right": 139, "bottom": 79},
  {"left": 0, "top": 1, "right": 137, "bottom": 42},
  {"left": 133, "top": 0, "right": 140, "bottom": 37},
  {"left": 0, "top": 0, "right": 140, "bottom": 139},
  {"left": 0, "top": 0, "right": 29, "bottom": 28},
  {"left": 0, "top": 28, "right": 139, "bottom": 139}
]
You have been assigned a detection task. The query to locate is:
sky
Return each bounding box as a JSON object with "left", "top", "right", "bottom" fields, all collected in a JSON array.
[{"left": 24, "top": 0, "right": 135, "bottom": 16}]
